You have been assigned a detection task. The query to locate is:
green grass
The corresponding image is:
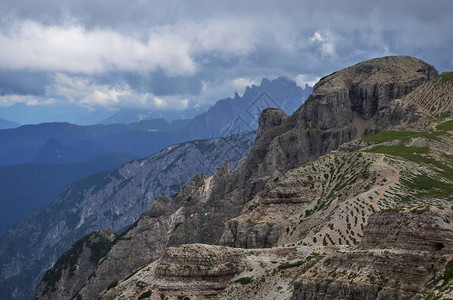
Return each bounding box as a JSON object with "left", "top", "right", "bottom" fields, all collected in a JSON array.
[
  {"left": 363, "top": 130, "right": 441, "bottom": 143},
  {"left": 366, "top": 145, "right": 452, "bottom": 177},
  {"left": 138, "top": 290, "right": 152, "bottom": 299},
  {"left": 440, "top": 72, "right": 453, "bottom": 81},
  {"left": 235, "top": 277, "right": 253, "bottom": 285},
  {"left": 436, "top": 119, "right": 453, "bottom": 131},
  {"left": 403, "top": 174, "right": 453, "bottom": 200},
  {"left": 444, "top": 260, "right": 453, "bottom": 281},
  {"left": 277, "top": 260, "right": 304, "bottom": 269},
  {"left": 365, "top": 145, "right": 430, "bottom": 162}
]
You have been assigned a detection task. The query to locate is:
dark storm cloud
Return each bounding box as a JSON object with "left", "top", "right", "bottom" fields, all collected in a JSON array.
[
  {"left": 0, "top": 0, "right": 451, "bottom": 113},
  {"left": 0, "top": 71, "right": 49, "bottom": 96}
]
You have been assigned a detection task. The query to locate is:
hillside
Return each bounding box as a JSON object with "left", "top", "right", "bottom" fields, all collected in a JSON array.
[
  {"left": 32, "top": 56, "right": 453, "bottom": 300},
  {"left": 0, "top": 152, "right": 137, "bottom": 234},
  {"left": 0, "top": 132, "right": 255, "bottom": 300},
  {"left": 0, "top": 118, "right": 20, "bottom": 129}
]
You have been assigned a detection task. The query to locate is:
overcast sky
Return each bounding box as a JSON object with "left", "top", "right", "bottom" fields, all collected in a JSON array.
[{"left": 0, "top": 0, "right": 451, "bottom": 124}]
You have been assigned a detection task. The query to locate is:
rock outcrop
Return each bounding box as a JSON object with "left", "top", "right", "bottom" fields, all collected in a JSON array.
[{"left": 293, "top": 207, "right": 453, "bottom": 300}]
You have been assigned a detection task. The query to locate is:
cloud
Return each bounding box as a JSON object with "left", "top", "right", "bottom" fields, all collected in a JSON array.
[
  {"left": 0, "top": 18, "right": 257, "bottom": 76},
  {"left": 0, "top": 22, "right": 196, "bottom": 75},
  {"left": 0, "top": 0, "right": 452, "bottom": 124},
  {"left": 49, "top": 73, "right": 190, "bottom": 111},
  {"left": 309, "top": 31, "right": 336, "bottom": 56},
  {"left": 295, "top": 74, "right": 321, "bottom": 87},
  {"left": 0, "top": 94, "right": 55, "bottom": 107},
  {"left": 0, "top": 70, "right": 49, "bottom": 96}
]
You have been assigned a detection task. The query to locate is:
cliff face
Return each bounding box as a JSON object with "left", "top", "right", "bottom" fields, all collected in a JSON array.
[
  {"left": 0, "top": 133, "right": 255, "bottom": 300},
  {"left": 35, "top": 56, "right": 453, "bottom": 300},
  {"left": 165, "top": 56, "right": 438, "bottom": 250},
  {"left": 35, "top": 230, "right": 116, "bottom": 300},
  {"left": 245, "top": 56, "right": 437, "bottom": 179},
  {"left": 293, "top": 207, "right": 453, "bottom": 300}
]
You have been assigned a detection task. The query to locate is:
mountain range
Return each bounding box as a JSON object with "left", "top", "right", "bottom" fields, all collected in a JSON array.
[
  {"left": 30, "top": 56, "right": 453, "bottom": 300},
  {"left": 0, "top": 77, "right": 309, "bottom": 235},
  {"left": 0, "top": 77, "right": 311, "bottom": 166},
  {"left": 0, "top": 132, "right": 256, "bottom": 299}
]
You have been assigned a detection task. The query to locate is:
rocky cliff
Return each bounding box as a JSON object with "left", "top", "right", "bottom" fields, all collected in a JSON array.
[
  {"left": 35, "top": 230, "right": 116, "bottom": 300},
  {"left": 35, "top": 56, "right": 453, "bottom": 300},
  {"left": 0, "top": 133, "right": 255, "bottom": 300}
]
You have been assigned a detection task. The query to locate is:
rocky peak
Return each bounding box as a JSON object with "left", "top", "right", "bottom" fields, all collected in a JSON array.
[
  {"left": 300, "top": 56, "right": 438, "bottom": 127},
  {"left": 244, "top": 56, "right": 437, "bottom": 182},
  {"left": 256, "top": 108, "right": 287, "bottom": 138}
]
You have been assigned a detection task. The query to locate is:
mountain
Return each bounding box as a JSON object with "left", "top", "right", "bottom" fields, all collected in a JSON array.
[
  {"left": 33, "top": 57, "right": 453, "bottom": 300},
  {"left": 0, "top": 132, "right": 256, "bottom": 299},
  {"left": 0, "top": 77, "right": 309, "bottom": 166},
  {"left": 0, "top": 118, "right": 19, "bottom": 129},
  {"left": 0, "top": 152, "right": 137, "bottom": 234},
  {"left": 0, "top": 103, "right": 116, "bottom": 126},
  {"left": 98, "top": 108, "right": 196, "bottom": 124},
  {"left": 99, "top": 78, "right": 312, "bottom": 127},
  {"left": 0, "top": 119, "right": 189, "bottom": 165},
  {"left": 185, "top": 77, "right": 312, "bottom": 139}
]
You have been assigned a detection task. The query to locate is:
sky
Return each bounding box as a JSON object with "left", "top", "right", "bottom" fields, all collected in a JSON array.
[{"left": 0, "top": 0, "right": 451, "bottom": 124}]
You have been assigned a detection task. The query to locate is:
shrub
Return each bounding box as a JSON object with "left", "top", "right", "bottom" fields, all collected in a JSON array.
[{"left": 235, "top": 277, "right": 253, "bottom": 285}]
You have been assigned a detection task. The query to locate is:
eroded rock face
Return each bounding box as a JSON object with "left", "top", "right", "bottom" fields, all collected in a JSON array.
[
  {"left": 219, "top": 219, "right": 280, "bottom": 249},
  {"left": 293, "top": 207, "right": 453, "bottom": 300},
  {"left": 155, "top": 244, "right": 245, "bottom": 295},
  {"left": 361, "top": 207, "right": 453, "bottom": 252},
  {"left": 34, "top": 229, "right": 116, "bottom": 300},
  {"left": 248, "top": 56, "right": 437, "bottom": 179},
  {"left": 73, "top": 176, "right": 210, "bottom": 300}
]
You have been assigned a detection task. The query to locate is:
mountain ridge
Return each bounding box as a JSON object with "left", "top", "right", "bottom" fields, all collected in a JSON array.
[{"left": 33, "top": 55, "right": 452, "bottom": 300}]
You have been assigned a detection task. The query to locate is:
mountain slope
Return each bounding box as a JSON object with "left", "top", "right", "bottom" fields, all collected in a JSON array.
[
  {"left": 0, "top": 118, "right": 20, "bottom": 129},
  {"left": 100, "top": 59, "right": 451, "bottom": 300},
  {"left": 34, "top": 56, "right": 446, "bottom": 300},
  {"left": 0, "top": 119, "right": 188, "bottom": 165},
  {"left": 0, "top": 132, "right": 255, "bottom": 300},
  {"left": 0, "top": 152, "right": 137, "bottom": 234}
]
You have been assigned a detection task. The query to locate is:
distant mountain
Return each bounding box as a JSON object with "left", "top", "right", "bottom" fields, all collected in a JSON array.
[
  {"left": 0, "top": 152, "right": 137, "bottom": 234},
  {"left": 185, "top": 77, "right": 312, "bottom": 138},
  {"left": 0, "top": 103, "right": 115, "bottom": 125},
  {"left": 0, "top": 119, "right": 189, "bottom": 165},
  {"left": 0, "top": 77, "right": 310, "bottom": 165},
  {"left": 99, "top": 109, "right": 195, "bottom": 124},
  {"left": 0, "top": 118, "right": 19, "bottom": 129},
  {"left": 100, "top": 77, "right": 312, "bottom": 135},
  {"left": 0, "top": 132, "right": 255, "bottom": 299}
]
